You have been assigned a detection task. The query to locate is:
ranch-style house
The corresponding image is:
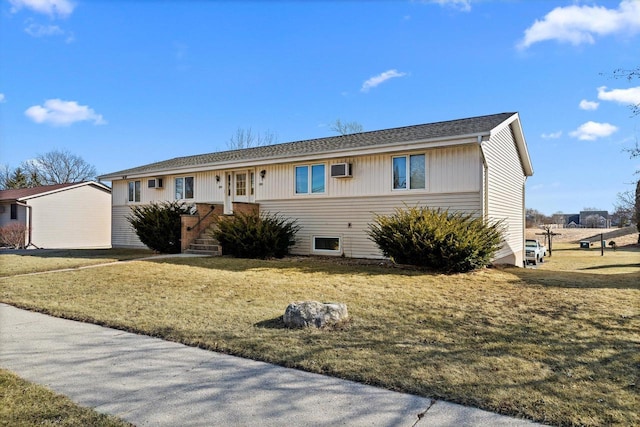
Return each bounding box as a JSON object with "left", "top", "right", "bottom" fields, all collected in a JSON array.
[{"left": 99, "top": 112, "right": 533, "bottom": 266}]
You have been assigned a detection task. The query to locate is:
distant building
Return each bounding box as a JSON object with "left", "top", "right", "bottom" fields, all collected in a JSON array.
[{"left": 580, "top": 211, "right": 610, "bottom": 228}]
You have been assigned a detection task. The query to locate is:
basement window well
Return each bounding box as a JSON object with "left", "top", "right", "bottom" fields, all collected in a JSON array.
[{"left": 313, "top": 236, "right": 341, "bottom": 254}]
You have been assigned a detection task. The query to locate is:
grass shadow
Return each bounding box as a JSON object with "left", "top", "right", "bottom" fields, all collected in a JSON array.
[{"left": 254, "top": 316, "right": 286, "bottom": 329}]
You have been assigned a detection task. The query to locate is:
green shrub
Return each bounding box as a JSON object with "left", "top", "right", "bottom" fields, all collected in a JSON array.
[
  {"left": 212, "top": 211, "right": 299, "bottom": 259},
  {"left": 367, "top": 206, "right": 504, "bottom": 273},
  {"left": 127, "top": 201, "right": 191, "bottom": 253}
]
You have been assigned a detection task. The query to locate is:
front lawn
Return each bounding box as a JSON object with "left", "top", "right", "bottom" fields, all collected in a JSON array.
[
  {"left": 0, "top": 247, "right": 638, "bottom": 426},
  {"left": 0, "top": 369, "right": 131, "bottom": 427},
  {"left": 0, "top": 248, "right": 153, "bottom": 277}
]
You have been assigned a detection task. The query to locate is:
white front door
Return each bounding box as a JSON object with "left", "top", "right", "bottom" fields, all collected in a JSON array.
[{"left": 224, "top": 170, "right": 255, "bottom": 214}]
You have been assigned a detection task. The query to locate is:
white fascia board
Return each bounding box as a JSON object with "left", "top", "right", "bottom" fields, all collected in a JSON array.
[
  {"left": 18, "top": 181, "right": 111, "bottom": 201},
  {"left": 105, "top": 134, "right": 488, "bottom": 181},
  {"left": 488, "top": 113, "right": 533, "bottom": 177}
]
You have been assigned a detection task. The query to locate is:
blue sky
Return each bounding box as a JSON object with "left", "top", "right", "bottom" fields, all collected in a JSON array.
[{"left": 1, "top": 0, "right": 639, "bottom": 215}]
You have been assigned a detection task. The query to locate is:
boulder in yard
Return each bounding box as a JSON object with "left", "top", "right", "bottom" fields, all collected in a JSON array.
[{"left": 283, "top": 301, "right": 348, "bottom": 328}]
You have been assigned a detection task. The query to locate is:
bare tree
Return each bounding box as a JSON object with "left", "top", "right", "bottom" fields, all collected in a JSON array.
[
  {"left": 612, "top": 67, "right": 640, "bottom": 116},
  {"left": 23, "top": 149, "right": 97, "bottom": 185},
  {"left": 330, "top": 119, "right": 363, "bottom": 136},
  {"left": 227, "top": 128, "right": 278, "bottom": 150}
]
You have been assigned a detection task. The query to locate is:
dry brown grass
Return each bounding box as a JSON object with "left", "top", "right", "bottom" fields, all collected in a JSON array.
[
  {"left": 0, "top": 249, "right": 638, "bottom": 426},
  {"left": 0, "top": 248, "right": 153, "bottom": 277},
  {"left": 0, "top": 369, "right": 131, "bottom": 427}
]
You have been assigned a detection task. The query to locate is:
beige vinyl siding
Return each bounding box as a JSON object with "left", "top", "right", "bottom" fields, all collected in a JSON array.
[
  {"left": 261, "top": 192, "right": 481, "bottom": 259},
  {"left": 258, "top": 145, "right": 482, "bottom": 200},
  {"left": 26, "top": 185, "right": 111, "bottom": 249},
  {"left": 483, "top": 125, "right": 526, "bottom": 265},
  {"left": 108, "top": 145, "right": 485, "bottom": 252},
  {"left": 0, "top": 202, "right": 27, "bottom": 227}
]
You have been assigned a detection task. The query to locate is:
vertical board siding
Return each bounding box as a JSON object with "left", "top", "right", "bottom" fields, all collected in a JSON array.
[
  {"left": 484, "top": 125, "right": 526, "bottom": 264},
  {"left": 27, "top": 186, "right": 111, "bottom": 249},
  {"left": 112, "top": 205, "right": 146, "bottom": 247}
]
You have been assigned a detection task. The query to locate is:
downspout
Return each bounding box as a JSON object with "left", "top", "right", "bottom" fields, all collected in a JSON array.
[
  {"left": 477, "top": 135, "right": 489, "bottom": 220},
  {"left": 15, "top": 201, "right": 38, "bottom": 249}
]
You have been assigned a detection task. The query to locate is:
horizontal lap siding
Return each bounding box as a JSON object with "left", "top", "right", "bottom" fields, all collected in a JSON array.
[
  {"left": 260, "top": 192, "right": 481, "bottom": 259},
  {"left": 484, "top": 125, "right": 526, "bottom": 265}
]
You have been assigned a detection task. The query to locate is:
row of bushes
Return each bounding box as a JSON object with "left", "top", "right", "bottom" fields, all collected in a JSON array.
[{"left": 127, "top": 203, "right": 504, "bottom": 273}]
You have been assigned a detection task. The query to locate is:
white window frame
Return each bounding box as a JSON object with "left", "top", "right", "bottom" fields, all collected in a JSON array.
[
  {"left": 128, "top": 180, "right": 141, "bottom": 203},
  {"left": 392, "top": 154, "right": 426, "bottom": 191},
  {"left": 312, "top": 236, "right": 342, "bottom": 255},
  {"left": 175, "top": 176, "right": 195, "bottom": 200},
  {"left": 295, "top": 164, "right": 326, "bottom": 195}
]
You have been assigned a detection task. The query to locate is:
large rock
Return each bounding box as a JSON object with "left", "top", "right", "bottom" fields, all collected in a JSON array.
[{"left": 283, "top": 301, "right": 348, "bottom": 328}]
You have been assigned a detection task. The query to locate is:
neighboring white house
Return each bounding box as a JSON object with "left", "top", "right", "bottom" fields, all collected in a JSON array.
[
  {"left": 99, "top": 112, "right": 533, "bottom": 265},
  {"left": 0, "top": 182, "right": 112, "bottom": 249}
]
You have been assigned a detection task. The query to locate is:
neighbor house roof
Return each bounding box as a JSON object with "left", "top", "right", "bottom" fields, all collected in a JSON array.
[
  {"left": 0, "top": 182, "right": 111, "bottom": 202},
  {"left": 100, "top": 112, "right": 527, "bottom": 180}
]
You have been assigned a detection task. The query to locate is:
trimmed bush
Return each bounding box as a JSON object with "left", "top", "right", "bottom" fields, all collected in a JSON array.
[
  {"left": 127, "top": 201, "right": 190, "bottom": 253},
  {"left": 0, "top": 223, "right": 27, "bottom": 249},
  {"left": 367, "top": 206, "right": 504, "bottom": 273},
  {"left": 212, "top": 211, "right": 299, "bottom": 259}
]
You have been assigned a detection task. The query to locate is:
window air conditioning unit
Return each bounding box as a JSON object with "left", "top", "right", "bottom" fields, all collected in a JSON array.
[
  {"left": 330, "top": 163, "right": 352, "bottom": 178},
  {"left": 148, "top": 178, "right": 164, "bottom": 189}
]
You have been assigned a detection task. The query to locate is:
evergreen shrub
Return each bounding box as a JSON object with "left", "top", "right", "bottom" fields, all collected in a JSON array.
[
  {"left": 367, "top": 206, "right": 504, "bottom": 273},
  {"left": 212, "top": 211, "right": 299, "bottom": 259},
  {"left": 127, "top": 201, "right": 190, "bottom": 253}
]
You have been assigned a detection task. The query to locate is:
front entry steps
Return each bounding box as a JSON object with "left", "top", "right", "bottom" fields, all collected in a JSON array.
[{"left": 184, "top": 237, "right": 221, "bottom": 256}]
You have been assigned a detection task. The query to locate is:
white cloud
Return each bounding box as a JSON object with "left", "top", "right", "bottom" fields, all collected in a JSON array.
[
  {"left": 579, "top": 99, "right": 599, "bottom": 111},
  {"left": 541, "top": 131, "right": 562, "bottom": 139},
  {"left": 361, "top": 69, "right": 407, "bottom": 93},
  {"left": 569, "top": 121, "right": 618, "bottom": 141},
  {"left": 424, "top": 0, "right": 472, "bottom": 12},
  {"left": 9, "top": 0, "right": 75, "bottom": 18},
  {"left": 24, "top": 22, "right": 63, "bottom": 37},
  {"left": 518, "top": 0, "right": 640, "bottom": 49},
  {"left": 25, "top": 99, "right": 106, "bottom": 126},
  {"left": 597, "top": 86, "right": 640, "bottom": 105},
  {"left": 0, "top": 93, "right": 5, "bottom": 103}
]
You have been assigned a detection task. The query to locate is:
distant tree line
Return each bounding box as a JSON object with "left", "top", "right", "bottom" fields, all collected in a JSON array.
[{"left": 0, "top": 149, "right": 97, "bottom": 190}]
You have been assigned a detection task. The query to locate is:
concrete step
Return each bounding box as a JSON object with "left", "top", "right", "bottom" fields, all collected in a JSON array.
[
  {"left": 184, "top": 248, "right": 222, "bottom": 256},
  {"left": 189, "top": 243, "right": 220, "bottom": 251}
]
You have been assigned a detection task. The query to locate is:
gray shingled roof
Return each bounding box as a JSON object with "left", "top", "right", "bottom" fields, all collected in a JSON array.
[{"left": 100, "top": 112, "right": 515, "bottom": 179}]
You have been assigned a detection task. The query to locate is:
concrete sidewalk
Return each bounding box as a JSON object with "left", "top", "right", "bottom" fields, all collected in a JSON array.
[{"left": 0, "top": 304, "right": 545, "bottom": 426}]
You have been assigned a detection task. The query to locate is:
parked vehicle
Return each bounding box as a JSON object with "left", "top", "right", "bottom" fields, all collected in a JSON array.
[{"left": 525, "top": 239, "right": 546, "bottom": 265}]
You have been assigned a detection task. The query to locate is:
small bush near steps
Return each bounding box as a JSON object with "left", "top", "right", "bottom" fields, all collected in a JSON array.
[
  {"left": 212, "top": 211, "right": 299, "bottom": 259},
  {"left": 367, "top": 206, "right": 504, "bottom": 273}
]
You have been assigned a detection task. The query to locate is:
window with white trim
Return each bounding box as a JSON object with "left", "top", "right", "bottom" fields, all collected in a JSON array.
[
  {"left": 10, "top": 204, "right": 18, "bottom": 220},
  {"left": 175, "top": 176, "right": 194, "bottom": 200},
  {"left": 128, "top": 180, "right": 141, "bottom": 202},
  {"left": 392, "top": 154, "right": 425, "bottom": 190},
  {"left": 295, "top": 164, "right": 325, "bottom": 194},
  {"left": 313, "top": 236, "right": 341, "bottom": 253}
]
